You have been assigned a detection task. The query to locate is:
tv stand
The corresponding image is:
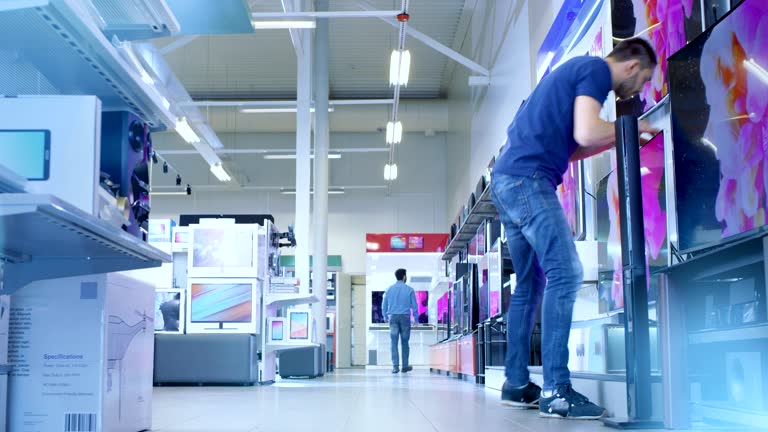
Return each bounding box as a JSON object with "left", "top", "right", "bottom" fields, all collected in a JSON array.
[{"left": 659, "top": 233, "right": 768, "bottom": 429}]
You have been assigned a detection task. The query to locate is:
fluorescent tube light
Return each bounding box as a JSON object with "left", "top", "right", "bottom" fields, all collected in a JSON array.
[
  {"left": 384, "top": 163, "right": 398, "bottom": 181},
  {"left": 239, "top": 107, "right": 335, "bottom": 114},
  {"left": 175, "top": 117, "right": 200, "bottom": 144},
  {"left": 263, "top": 153, "right": 342, "bottom": 160},
  {"left": 252, "top": 20, "right": 316, "bottom": 29},
  {"left": 744, "top": 59, "right": 768, "bottom": 86},
  {"left": 386, "top": 121, "right": 402, "bottom": 144},
  {"left": 389, "top": 49, "right": 411, "bottom": 86},
  {"left": 280, "top": 187, "right": 345, "bottom": 195},
  {"left": 210, "top": 163, "right": 231, "bottom": 182},
  {"left": 391, "top": 163, "right": 398, "bottom": 180}
]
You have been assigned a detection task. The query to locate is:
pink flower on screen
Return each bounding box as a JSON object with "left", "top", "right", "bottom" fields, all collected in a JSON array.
[
  {"left": 640, "top": 135, "right": 667, "bottom": 260},
  {"left": 636, "top": 0, "right": 692, "bottom": 109},
  {"left": 701, "top": 3, "right": 768, "bottom": 237},
  {"left": 556, "top": 163, "right": 578, "bottom": 235},
  {"left": 607, "top": 159, "right": 624, "bottom": 309}
]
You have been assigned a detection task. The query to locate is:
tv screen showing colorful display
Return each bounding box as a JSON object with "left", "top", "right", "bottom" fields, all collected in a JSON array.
[
  {"left": 371, "top": 291, "right": 385, "bottom": 323},
  {"left": 271, "top": 320, "right": 284, "bottom": 341},
  {"left": 668, "top": 0, "right": 767, "bottom": 253},
  {"left": 190, "top": 283, "right": 253, "bottom": 323},
  {"left": 408, "top": 236, "right": 424, "bottom": 249},
  {"left": 596, "top": 132, "right": 668, "bottom": 312},
  {"left": 611, "top": 0, "right": 704, "bottom": 112},
  {"left": 390, "top": 236, "right": 407, "bottom": 250},
  {"left": 413, "top": 291, "right": 429, "bottom": 324},
  {"left": 556, "top": 161, "right": 584, "bottom": 239},
  {"left": 191, "top": 227, "right": 253, "bottom": 268},
  {"left": 437, "top": 292, "right": 450, "bottom": 324},
  {"left": 289, "top": 312, "right": 309, "bottom": 339}
]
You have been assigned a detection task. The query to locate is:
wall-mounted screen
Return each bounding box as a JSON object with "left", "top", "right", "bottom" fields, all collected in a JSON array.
[
  {"left": 190, "top": 282, "right": 253, "bottom": 323},
  {"left": 289, "top": 311, "right": 309, "bottom": 339},
  {"left": 192, "top": 227, "right": 254, "bottom": 268},
  {"left": 0, "top": 129, "right": 50, "bottom": 180},
  {"left": 371, "top": 291, "right": 385, "bottom": 324},
  {"left": 155, "top": 289, "right": 184, "bottom": 333},
  {"left": 408, "top": 236, "right": 424, "bottom": 250},
  {"left": 668, "top": 0, "right": 767, "bottom": 253},
  {"left": 390, "top": 235, "right": 407, "bottom": 250}
]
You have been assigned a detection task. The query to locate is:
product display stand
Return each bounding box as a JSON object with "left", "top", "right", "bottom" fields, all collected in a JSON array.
[{"left": 602, "top": 116, "right": 663, "bottom": 429}]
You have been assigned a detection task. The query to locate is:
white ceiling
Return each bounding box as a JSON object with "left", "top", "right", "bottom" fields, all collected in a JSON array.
[{"left": 155, "top": 0, "right": 468, "bottom": 101}]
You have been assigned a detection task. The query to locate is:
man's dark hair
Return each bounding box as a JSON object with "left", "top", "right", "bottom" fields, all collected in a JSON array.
[
  {"left": 395, "top": 268, "right": 407, "bottom": 281},
  {"left": 607, "top": 38, "right": 657, "bottom": 70}
]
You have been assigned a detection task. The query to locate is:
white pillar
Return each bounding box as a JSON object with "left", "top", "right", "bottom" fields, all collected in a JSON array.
[
  {"left": 295, "top": 28, "right": 312, "bottom": 295},
  {"left": 312, "top": 0, "right": 330, "bottom": 357}
]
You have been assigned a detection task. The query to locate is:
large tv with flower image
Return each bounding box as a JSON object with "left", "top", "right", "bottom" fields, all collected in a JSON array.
[
  {"left": 596, "top": 132, "right": 668, "bottom": 312},
  {"left": 668, "top": 0, "right": 768, "bottom": 253},
  {"left": 611, "top": 0, "right": 704, "bottom": 114}
]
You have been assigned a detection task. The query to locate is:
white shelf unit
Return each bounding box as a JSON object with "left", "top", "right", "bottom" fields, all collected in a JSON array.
[
  {"left": 0, "top": 0, "right": 175, "bottom": 128},
  {"left": 259, "top": 289, "right": 319, "bottom": 384},
  {"left": 0, "top": 194, "right": 171, "bottom": 293}
]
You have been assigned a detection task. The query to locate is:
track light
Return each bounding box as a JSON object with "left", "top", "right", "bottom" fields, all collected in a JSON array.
[
  {"left": 389, "top": 49, "right": 411, "bottom": 86},
  {"left": 386, "top": 121, "right": 402, "bottom": 144},
  {"left": 186, "top": 184, "right": 192, "bottom": 195},
  {"left": 176, "top": 174, "right": 182, "bottom": 186},
  {"left": 210, "top": 162, "right": 232, "bottom": 182},
  {"left": 163, "top": 162, "right": 169, "bottom": 173},
  {"left": 175, "top": 117, "right": 200, "bottom": 144},
  {"left": 151, "top": 151, "right": 159, "bottom": 164}
]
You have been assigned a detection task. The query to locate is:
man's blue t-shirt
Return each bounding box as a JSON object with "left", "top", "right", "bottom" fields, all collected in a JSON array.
[{"left": 494, "top": 56, "right": 612, "bottom": 186}]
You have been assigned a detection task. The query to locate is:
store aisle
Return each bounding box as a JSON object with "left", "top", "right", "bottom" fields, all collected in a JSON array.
[{"left": 152, "top": 369, "right": 669, "bottom": 432}]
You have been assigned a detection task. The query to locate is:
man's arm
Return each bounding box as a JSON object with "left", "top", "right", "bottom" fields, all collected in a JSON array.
[{"left": 572, "top": 96, "right": 662, "bottom": 160}]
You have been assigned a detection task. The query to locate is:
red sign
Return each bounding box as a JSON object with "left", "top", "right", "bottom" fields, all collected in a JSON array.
[{"left": 366, "top": 233, "right": 449, "bottom": 253}]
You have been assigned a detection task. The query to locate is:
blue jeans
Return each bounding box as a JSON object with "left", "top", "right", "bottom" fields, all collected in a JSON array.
[
  {"left": 490, "top": 172, "right": 583, "bottom": 391},
  {"left": 389, "top": 314, "right": 411, "bottom": 367}
]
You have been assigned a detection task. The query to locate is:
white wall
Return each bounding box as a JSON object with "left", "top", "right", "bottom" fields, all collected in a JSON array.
[
  {"left": 151, "top": 132, "right": 448, "bottom": 274},
  {"left": 445, "top": 0, "right": 566, "bottom": 224}
]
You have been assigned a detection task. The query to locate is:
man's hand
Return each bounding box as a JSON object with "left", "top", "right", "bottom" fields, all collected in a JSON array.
[{"left": 639, "top": 121, "right": 661, "bottom": 145}]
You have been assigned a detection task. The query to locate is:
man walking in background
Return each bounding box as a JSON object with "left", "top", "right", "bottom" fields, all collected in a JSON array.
[
  {"left": 382, "top": 268, "right": 418, "bottom": 374},
  {"left": 491, "top": 38, "right": 660, "bottom": 420}
]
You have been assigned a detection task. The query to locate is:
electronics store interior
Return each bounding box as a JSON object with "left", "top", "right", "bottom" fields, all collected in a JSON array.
[{"left": 0, "top": 0, "right": 766, "bottom": 431}]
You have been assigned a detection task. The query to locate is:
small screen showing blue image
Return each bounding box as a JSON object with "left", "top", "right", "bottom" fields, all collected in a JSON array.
[{"left": 0, "top": 130, "right": 50, "bottom": 180}]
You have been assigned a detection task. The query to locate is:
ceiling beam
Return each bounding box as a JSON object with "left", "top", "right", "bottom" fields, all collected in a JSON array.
[
  {"left": 252, "top": 10, "right": 401, "bottom": 19},
  {"left": 357, "top": 0, "right": 489, "bottom": 77},
  {"left": 159, "top": 35, "right": 199, "bottom": 55},
  {"left": 179, "top": 99, "right": 394, "bottom": 107},
  {"left": 281, "top": 0, "right": 303, "bottom": 56}
]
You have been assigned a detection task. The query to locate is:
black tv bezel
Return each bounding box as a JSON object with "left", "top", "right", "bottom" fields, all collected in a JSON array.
[
  {"left": 189, "top": 282, "right": 254, "bottom": 324},
  {"left": 666, "top": 0, "right": 759, "bottom": 255},
  {"left": 0, "top": 129, "right": 51, "bottom": 181}
]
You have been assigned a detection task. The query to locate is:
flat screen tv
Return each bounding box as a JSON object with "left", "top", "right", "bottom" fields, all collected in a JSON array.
[
  {"left": 668, "top": 0, "right": 767, "bottom": 253},
  {"left": 269, "top": 318, "right": 286, "bottom": 341},
  {"left": 190, "top": 282, "right": 253, "bottom": 323},
  {"left": 371, "top": 291, "right": 385, "bottom": 324},
  {"left": 413, "top": 291, "right": 429, "bottom": 324},
  {"left": 437, "top": 292, "right": 450, "bottom": 324},
  {"left": 390, "top": 236, "right": 407, "bottom": 250},
  {"left": 556, "top": 161, "right": 586, "bottom": 240},
  {"left": 596, "top": 132, "right": 668, "bottom": 312},
  {"left": 289, "top": 311, "right": 309, "bottom": 340},
  {"left": 188, "top": 225, "right": 258, "bottom": 277},
  {"left": 408, "top": 236, "right": 424, "bottom": 250},
  {"left": 154, "top": 289, "right": 184, "bottom": 333}
]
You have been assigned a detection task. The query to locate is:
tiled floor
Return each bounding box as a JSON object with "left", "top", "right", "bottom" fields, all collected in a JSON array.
[{"left": 150, "top": 369, "right": 707, "bottom": 432}]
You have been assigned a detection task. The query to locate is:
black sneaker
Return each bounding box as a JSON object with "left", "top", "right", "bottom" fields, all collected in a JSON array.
[
  {"left": 501, "top": 381, "right": 541, "bottom": 408},
  {"left": 392, "top": 367, "right": 400, "bottom": 374},
  {"left": 539, "top": 384, "right": 607, "bottom": 420},
  {"left": 401, "top": 366, "right": 413, "bottom": 373}
]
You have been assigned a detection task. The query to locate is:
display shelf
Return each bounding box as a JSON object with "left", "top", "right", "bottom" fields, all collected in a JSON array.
[
  {"left": 0, "top": 164, "right": 26, "bottom": 194},
  {"left": 442, "top": 187, "right": 497, "bottom": 261},
  {"left": 265, "top": 342, "right": 319, "bottom": 354},
  {"left": 264, "top": 292, "right": 318, "bottom": 307},
  {"left": 688, "top": 323, "right": 768, "bottom": 345},
  {"left": 0, "top": 194, "right": 171, "bottom": 293},
  {"left": 0, "top": 0, "right": 175, "bottom": 128}
]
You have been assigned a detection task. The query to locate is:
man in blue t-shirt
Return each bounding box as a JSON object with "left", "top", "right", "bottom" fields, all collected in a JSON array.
[{"left": 491, "top": 38, "right": 660, "bottom": 420}]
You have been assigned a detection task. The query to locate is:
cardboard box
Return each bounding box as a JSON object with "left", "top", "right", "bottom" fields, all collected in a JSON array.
[{"left": 9, "top": 273, "right": 154, "bottom": 432}]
